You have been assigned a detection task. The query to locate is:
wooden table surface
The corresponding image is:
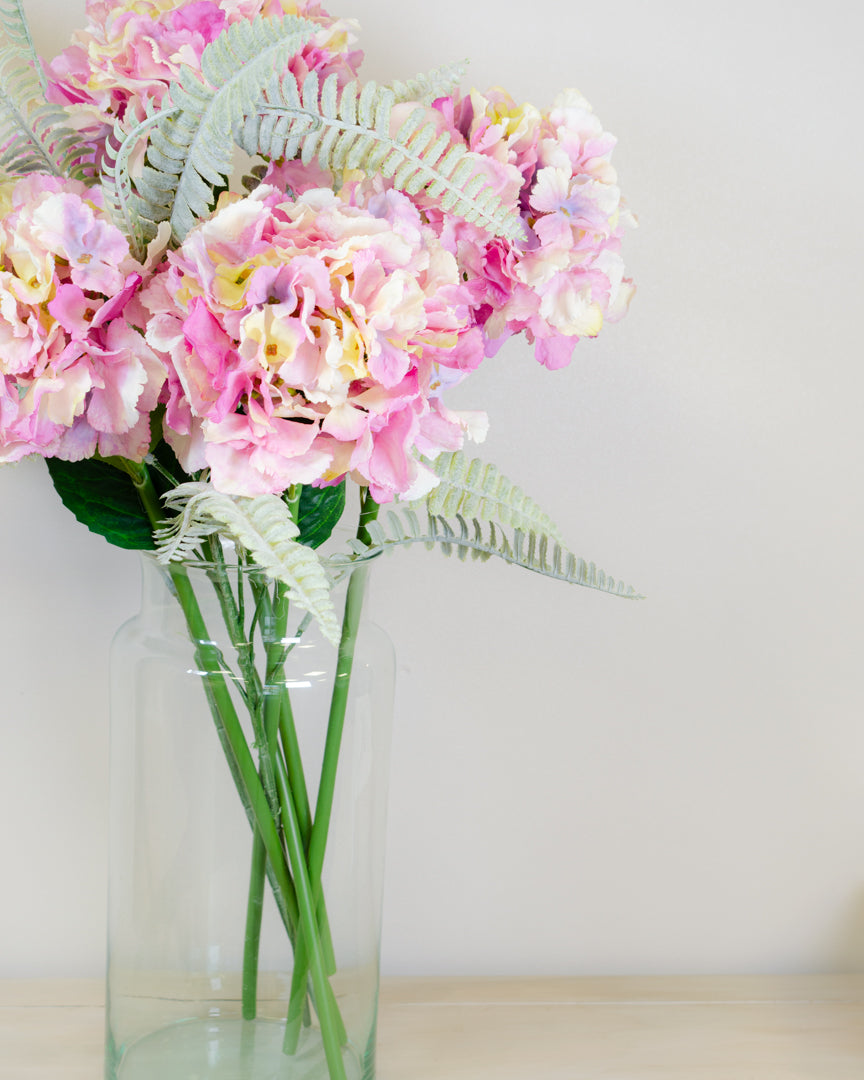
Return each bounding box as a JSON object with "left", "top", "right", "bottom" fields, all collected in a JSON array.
[{"left": 2, "top": 975, "right": 863, "bottom": 1078}]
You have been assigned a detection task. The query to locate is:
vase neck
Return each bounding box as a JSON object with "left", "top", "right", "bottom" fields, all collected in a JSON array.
[{"left": 135, "top": 551, "right": 376, "bottom": 643}]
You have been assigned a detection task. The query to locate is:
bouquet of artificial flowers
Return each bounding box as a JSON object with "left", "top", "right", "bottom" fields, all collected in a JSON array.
[{"left": 0, "top": 1, "right": 637, "bottom": 1076}]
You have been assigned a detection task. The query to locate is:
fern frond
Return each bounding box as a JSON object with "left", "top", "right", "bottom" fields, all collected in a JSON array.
[
  {"left": 0, "top": 0, "right": 44, "bottom": 91},
  {"left": 155, "top": 483, "right": 339, "bottom": 644},
  {"left": 333, "top": 507, "right": 641, "bottom": 600},
  {"left": 421, "top": 451, "right": 565, "bottom": 542},
  {"left": 122, "top": 15, "right": 314, "bottom": 244},
  {"left": 100, "top": 105, "right": 166, "bottom": 258},
  {"left": 237, "top": 71, "right": 524, "bottom": 242},
  {"left": 0, "top": 47, "right": 91, "bottom": 180},
  {"left": 389, "top": 60, "right": 468, "bottom": 105}
]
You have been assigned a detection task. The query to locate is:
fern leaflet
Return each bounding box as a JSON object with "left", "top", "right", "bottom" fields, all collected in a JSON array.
[
  {"left": 421, "top": 450, "right": 564, "bottom": 542},
  {"left": 123, "top": 15, "right": 314, "bottom": 243},
  {"left": 0, "top": 0, "right": 44, "bottom": 91},
  {"left": 332, "top": 507, "right": 642, "bottom": 599},
  {"left": 155, "top": 483, "right": 340, "bottom": 644},
  {"left": 389, "top": 60, "right": 469, "bottom": 105},
  {"left": 0, "top": 47, "right": 90, "bottom": 180},
  {"left": 236, "top": 70, "right": 524, "bottom": 241},
  {"left": 100, "top": 106, "right": 167, "bottom": 258}
]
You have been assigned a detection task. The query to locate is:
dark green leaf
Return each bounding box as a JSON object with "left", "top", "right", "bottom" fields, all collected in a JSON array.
[
  {"left": 150, "top": 437, "right": 189, "bottom": 487},
  {"left": 296, "top": 480, "right": 345, "bottom": 548},
  {"left": 45, "top": 457, "right": 154, "bottom": 550}
]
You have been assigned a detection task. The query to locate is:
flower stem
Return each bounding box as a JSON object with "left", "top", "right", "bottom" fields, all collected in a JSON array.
[
  {"left": 279, "top": 696, "right": 311, "bottom": 844},
  {"left": 274, "top": 751, "right": 349, "bottom": 1080},
  {"left": 172, "top": 570, "right": 300, "bottom": 915},
  {"left": 283, "top": 490, "right": 379, "bottom": 1052},
  {"left": 132, "top": 463, "right": 357, "bottom": 1070},
  {"left": 256, "top": 580, "right": 344, "bottom": 1050},
  {"left": 314, "top": 490, "right": 380, "bottom": 895},
  {"left": 240, "top": 485, "right": 339, "bottom": 1045},
  {"left": 127, "top": 462, "right": 301, "bottom": 952},
  {"left": 201, "top": 537, "right": 296, "bottom": 1021},
  {"left": 242, "top": 832, "right": 267, "bottom": 1019}
]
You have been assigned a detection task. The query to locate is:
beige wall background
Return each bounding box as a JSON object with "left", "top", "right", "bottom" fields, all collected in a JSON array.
[{"left": 2, "top": 0, "right": 863, "bottom": 977}]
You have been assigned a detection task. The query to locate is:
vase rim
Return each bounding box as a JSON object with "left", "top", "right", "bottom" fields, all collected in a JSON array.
[{"left": 139, "top": 543, "right": 382, "bottom": 575}]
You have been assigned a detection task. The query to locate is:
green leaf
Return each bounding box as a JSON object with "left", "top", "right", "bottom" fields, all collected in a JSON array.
[
  {"left": 45, "top": 458, "right": 154, "bottom": 550},
  {"left": 296, "top": 480, "right": 345, "bottom": 549},
  {"left": 149, "top": 436, "right": 189, "bottom": 487}
]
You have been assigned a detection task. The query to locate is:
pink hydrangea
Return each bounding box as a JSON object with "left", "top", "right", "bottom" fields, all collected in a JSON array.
[
  {"left": 143, "top": 181, "right": 487, "bottom": 501},
  {"left": 430, "top": 87, "right": 636, "bottom": 369},
  {"left": 0, "top": 175, "right": 165, "bottom": 464},
  {"left": 45, "top": 0, "right": 363, "bottom": 165}
]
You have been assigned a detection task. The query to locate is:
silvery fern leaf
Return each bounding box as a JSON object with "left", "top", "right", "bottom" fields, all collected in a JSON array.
[
  {"left": 420, "top": 450, "right": 565, "bottom": 542},
  {"left": 236, "top": 71, "right": 524, "bottom": 242},
  {"left": 155, "top": 483, "right": 340, "bottom": 644},
  {"left": 0, "top": 47, "right": 91, "bottom": 180},
  {"left": 334, "top": 507, "right": 641, "bottom": 600},
  {"left": 0, "top": 0, "right": 44, "bottom": 91},
  {"left": 389, "top": 61, "right": 469, "bottom": 105},
  {"left": 122, "top": 15, "right": 314, "bottom": 244},
  {"left": 100, "top": 105, "right": 165, "bottom": 258}
]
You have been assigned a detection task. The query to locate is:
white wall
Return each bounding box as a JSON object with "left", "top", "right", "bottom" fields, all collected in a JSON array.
[{"left": 2, "top": 0, "right": 863, "bottom": 977}]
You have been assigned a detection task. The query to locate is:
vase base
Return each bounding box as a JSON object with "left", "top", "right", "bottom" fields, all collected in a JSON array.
[{"left": 111, "top": 1017, "right": 364, "bottom": 1080}]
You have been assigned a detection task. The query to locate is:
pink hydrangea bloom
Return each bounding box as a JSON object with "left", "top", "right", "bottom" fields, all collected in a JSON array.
[
  {"left": 0, "top": 175, "right": 165, "bottom": 464},
  {"left": 429, "top": 87, "right": 636, "bottom": 369},
  {"left": 45, "top": 0, "right": 363, "bottom": 165},
  {"left": 143, "top": 182, "right": 486, "bottom": 501}
]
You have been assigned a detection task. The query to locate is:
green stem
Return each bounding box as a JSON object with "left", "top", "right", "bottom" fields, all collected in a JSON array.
[
  {"left": 274, "top": 748, "right": 348, "bottom": 1080},
  {"left": 245, "top": 487, "right": 340, "bottom": 1046},
  {"left": 203, "top": 536, "right": 301, "bottom": 1022},
  {"left": 241, "top": 586, "right": 289, "bottom": 1021},
  {"left": 170, "top": 566, "right": 301, "bottom": 934},
  {"left": 202, "top": 541, "right": 267, "bottom": 1024},
  {"left": 127, "top": 462, "right": 300, "bottom": 950},
  {"left": 259, "top": 578, "right": 343, "bottom": 1047},
  {"left": 247, "top": 557, "right": 314, "bottom": 852},
  {"left": 314, "top": 489, "right": 379, "bottom": 888},
  {"left": 132, "top": 464, "right": 352, "bottom": 1068},
  {"left": 283, "top": 490, "right": 379, "bottom": 1052},
  {"left": 124, "top": 459, "right": 164, "bottom": 528},
  {"left": 279, "top": 696, "right": 312, "bottom": 844},
  {"left": 242, "top": 832, "right": 267, "bottom": 1020}
]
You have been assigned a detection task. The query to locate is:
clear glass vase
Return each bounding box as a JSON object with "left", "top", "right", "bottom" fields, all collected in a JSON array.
[{"left": 105, "top": 549, "right": 394, "bottom": 1080}]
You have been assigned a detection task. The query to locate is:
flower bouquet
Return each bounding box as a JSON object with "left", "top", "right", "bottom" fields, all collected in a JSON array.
[{"left": 0, "top": 0, "right": 638, "bottom": 1076}]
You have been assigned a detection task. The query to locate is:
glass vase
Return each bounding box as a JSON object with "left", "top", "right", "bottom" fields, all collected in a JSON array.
[{"left": 105, "top": 549, "right": 394, "bottom": 1080}]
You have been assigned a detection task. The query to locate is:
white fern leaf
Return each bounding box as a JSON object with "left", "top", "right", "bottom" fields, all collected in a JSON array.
[
  {"left": 0, "top": 47, "right": 91, "bottom": 180},
  {"left": 0, "top": 0, "right": 44, "bottom": 91},
  {"left": 100, "top": 106, "right": 165, "bottom": 257},
  {"left": 333, "top": 507, "right": 641, "bottom": 600},
  {"left": 113, "top": 16, "right": 314, "bottom": 245},
  {"left": 156, "top": 483, "right": 340, "bottom": 644},
  {"left": 389, "top": 61, "right": 469, "bottom": 105},
  {"left": 238, "top": 73, "right": 524, "bottom": 242},
  {"left": 419, "top": 451, "right": 565, "bottom": 542}
]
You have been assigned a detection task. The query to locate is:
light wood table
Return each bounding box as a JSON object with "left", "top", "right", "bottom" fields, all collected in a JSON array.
[{"left": 2, "top": 975, "right": 863, "bottom": 1078}]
